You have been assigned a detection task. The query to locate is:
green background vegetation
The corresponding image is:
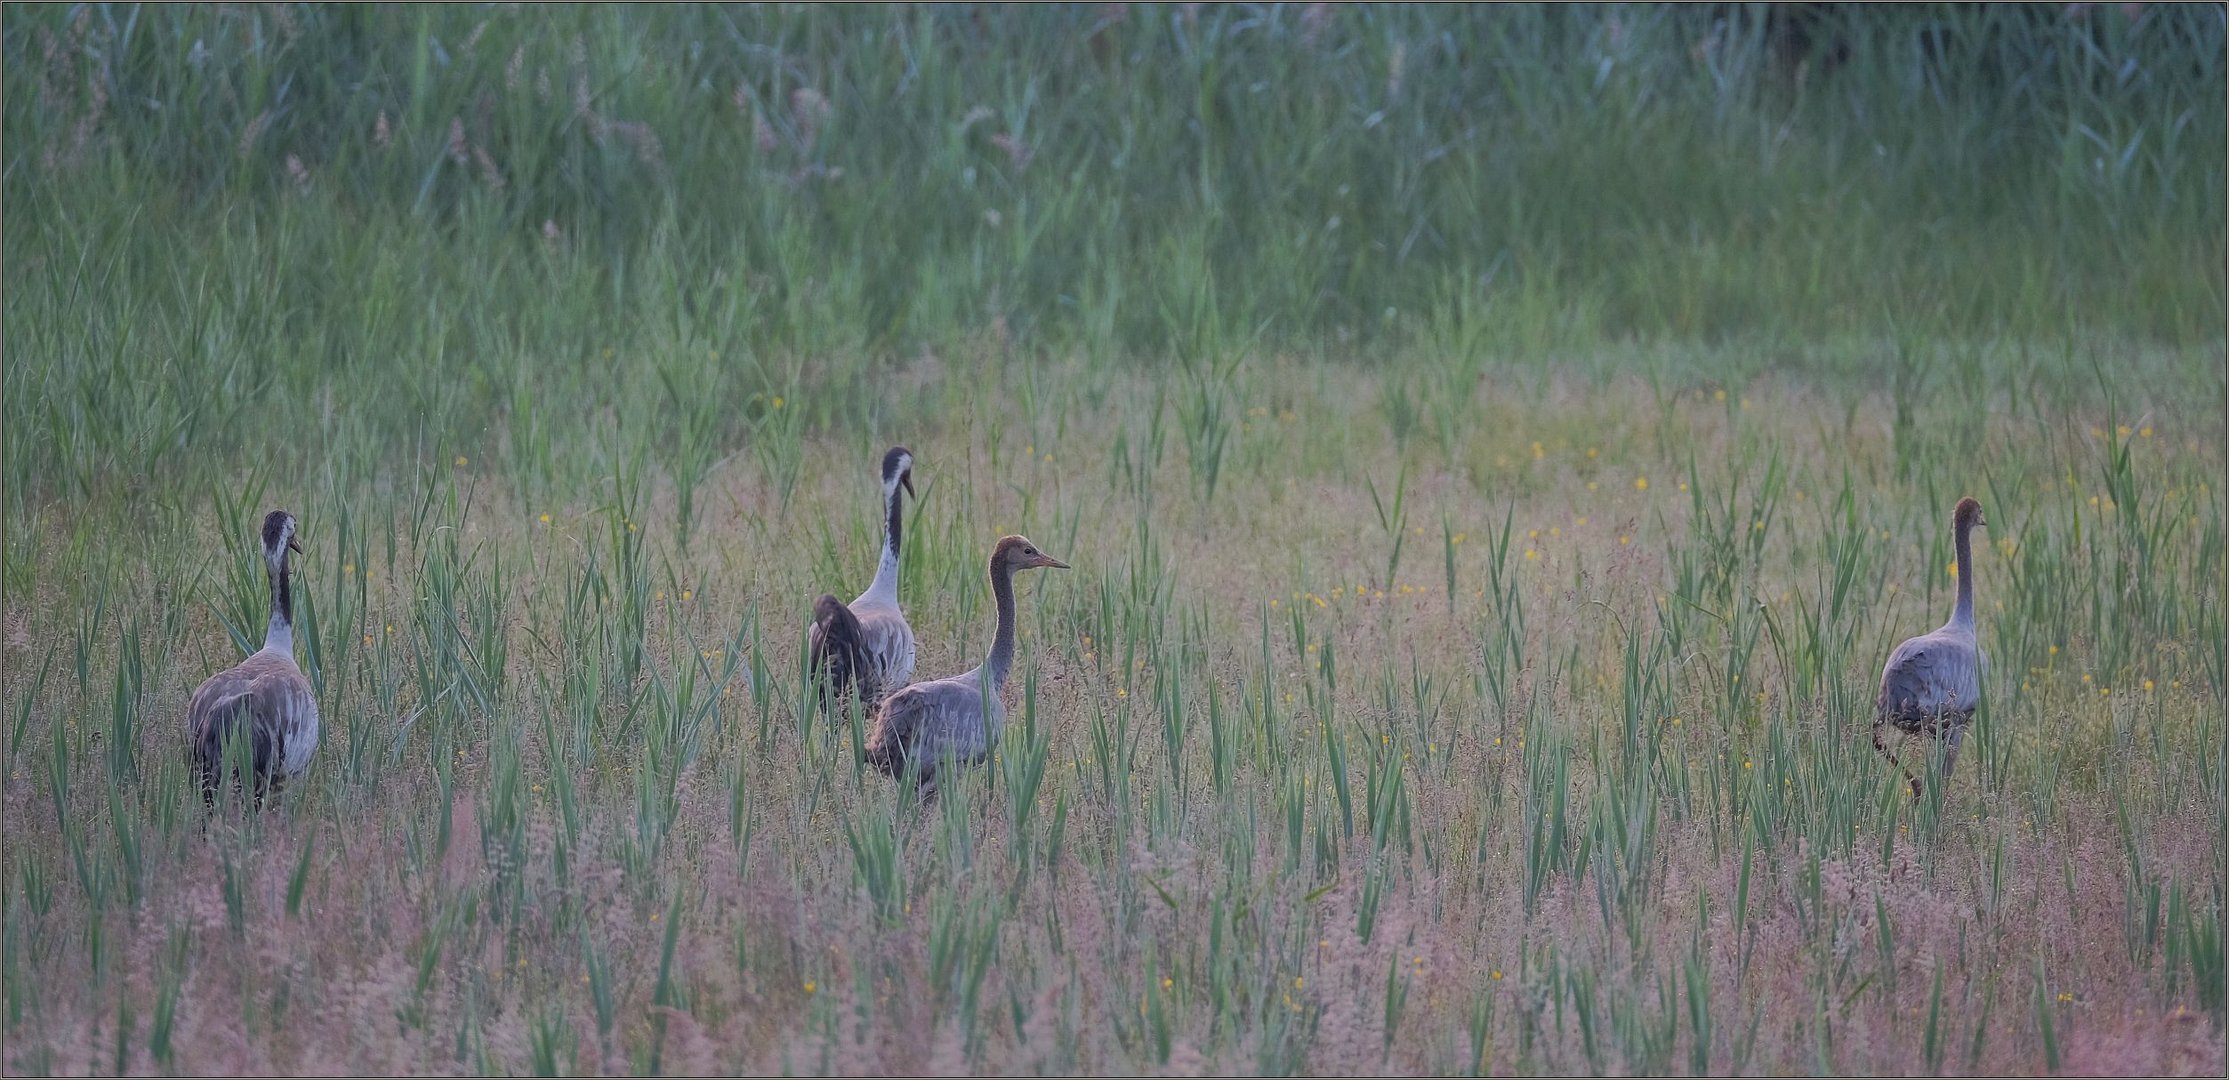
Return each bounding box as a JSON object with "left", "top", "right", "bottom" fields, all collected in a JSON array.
[{"left": 6, "top": 3, "right": 2224, "bottom": 500}]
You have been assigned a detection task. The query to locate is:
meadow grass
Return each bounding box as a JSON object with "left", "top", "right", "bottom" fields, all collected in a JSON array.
[{"left": 3, "top": 3, "right": 2224, "bottom": 1074}]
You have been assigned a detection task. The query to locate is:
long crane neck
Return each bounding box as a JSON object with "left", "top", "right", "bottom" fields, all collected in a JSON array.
[
  {"left": 1949, "top": 514, "right": 1976, "bottom": 631},
  {"left": 861, "top": 482, "right": 904, "bottom": 605},
  {"left": 984, "top": 556, "right": 1017, "bottom": 691},
  {"left": 263, "top": 551, "right": 295, "bottom": 655}
]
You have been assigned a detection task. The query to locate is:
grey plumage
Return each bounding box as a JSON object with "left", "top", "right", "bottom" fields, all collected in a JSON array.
[
  {"left": 189, "top": 509, "right": 319, "bottom": 809},
  {"left": 866, "top": 535, "right": 1066, "bottom": 797},
  {"left": 1873, "top": 497, "right": 1986, "bottom": 798},
  {"left": 864, "top": 669, "right": 1005, "bottom": 797},
  {"left": 809, "top": 447, "right": 918, "bottom": 711},
  {"left": 822, "top": 602, "right": 916, "bottom": 707},
  {"left": 188, "top": 652, "right": 319, "bottom": 803}
]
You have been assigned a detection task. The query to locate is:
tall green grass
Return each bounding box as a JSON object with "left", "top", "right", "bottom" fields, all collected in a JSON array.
[{"left": 5, "top": 4, "right": 2224, "bottom": 507}]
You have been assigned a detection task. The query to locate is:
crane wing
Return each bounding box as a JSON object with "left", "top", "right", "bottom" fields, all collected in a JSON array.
[{"left": 1879, "top": 634, "right": 1979, "bottom": 723}]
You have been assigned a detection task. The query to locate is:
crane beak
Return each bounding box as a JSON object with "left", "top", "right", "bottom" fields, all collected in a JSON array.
[
  {"left": 287, "top": 536, "right": 304, "bottom": 555},
  {"left": 902, "top": 471, "right": 917, "bottom": 499},
  {"left": 1031, "top": 553, "right": 1070, "bottom": 570}
]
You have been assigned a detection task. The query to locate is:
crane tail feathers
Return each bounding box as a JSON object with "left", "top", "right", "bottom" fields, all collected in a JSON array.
[
  {"left": 191, "top": 702, "right": 281, "bottom": 808},
  {"left": 811, "top": 595, "right": 871, "bottom": 706}
]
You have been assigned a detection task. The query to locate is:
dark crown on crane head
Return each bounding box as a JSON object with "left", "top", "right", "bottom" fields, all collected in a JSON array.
[
  {"left": 262, "top": 510, "right": 298, "bottom": 553},
  {"left": 882, "top": 447, "right": 913, "bottom": 484}
]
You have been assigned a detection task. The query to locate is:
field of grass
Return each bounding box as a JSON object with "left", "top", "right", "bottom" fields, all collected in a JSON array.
[{"left": 3, "top": 4, "right": 2225, "bottom": 1074}]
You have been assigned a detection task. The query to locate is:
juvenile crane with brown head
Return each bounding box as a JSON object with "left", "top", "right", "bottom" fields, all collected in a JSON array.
[{"left": 865, "top": 535, "right": 1067, "bottom": 798}]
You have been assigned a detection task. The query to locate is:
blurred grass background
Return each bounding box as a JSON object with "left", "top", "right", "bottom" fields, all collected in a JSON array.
[{"left": 6, "top": 3, "right": 2223, "bottom": 504}]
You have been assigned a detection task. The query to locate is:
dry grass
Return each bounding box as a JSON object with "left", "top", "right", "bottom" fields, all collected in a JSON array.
[{"left": 3, "top": 362, "right": 2221, "bottom": 1074}]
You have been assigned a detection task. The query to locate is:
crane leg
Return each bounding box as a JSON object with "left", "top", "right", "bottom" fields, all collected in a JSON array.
[
  {"left": 1939, "top": 721, "right": 1967, "bottom": 784},
  {"left": 1873, "top": 716, "right": 1922, "bottom": 799}
]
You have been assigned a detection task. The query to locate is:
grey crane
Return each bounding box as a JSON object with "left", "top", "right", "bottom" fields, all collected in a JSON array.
[
  {"left": 865, "top": 535, "right": 1067, "bottom": 798},
  {"left": 809, "top": 447, "right": 919, "bottom": 713},
  {"left": 188, "top": 509, "right": 320, "bottom": 809},
  {"left": 1874, "top": 496, "right": 1987, "bottom": 798}
]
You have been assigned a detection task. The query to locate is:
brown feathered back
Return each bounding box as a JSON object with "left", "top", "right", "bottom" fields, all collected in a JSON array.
[{"left": 188, "top": 651, "right": 317, "bottom": 806}]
